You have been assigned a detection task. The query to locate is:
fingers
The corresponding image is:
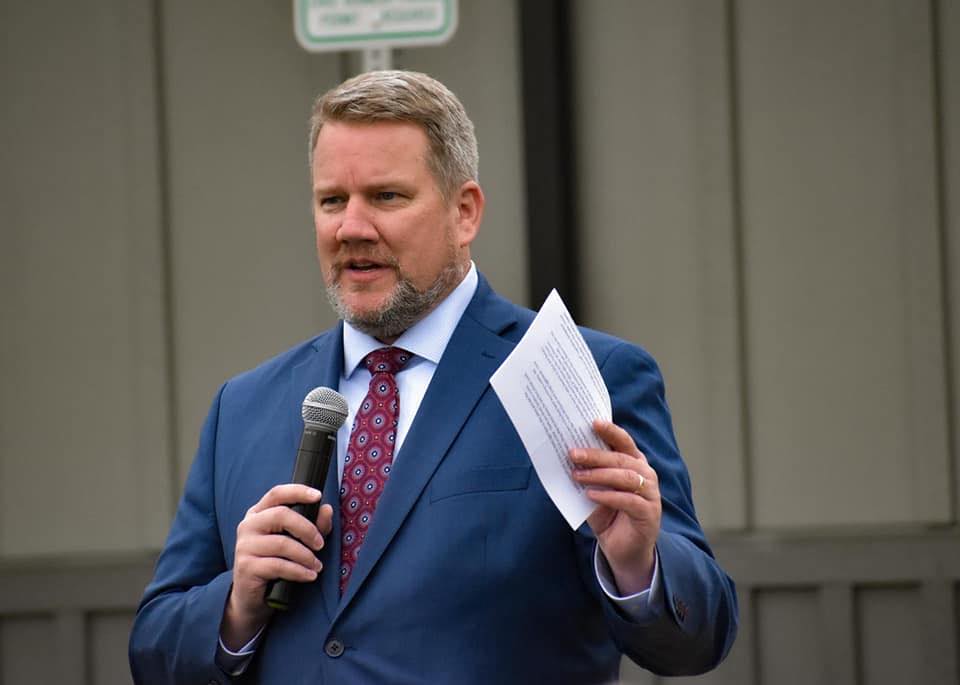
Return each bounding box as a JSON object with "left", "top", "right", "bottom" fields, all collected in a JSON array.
[
  {"left": 248, "top": 483, "right": 323, "bottom": 514},
  {"left": 239, "top": 503, "right": 325, "bottom": 550},
  {"left": 570, "top": 420, "right": 660, "bottom": 500},
  {"left": 316, "top": 503, "right": 334, "bottom": 537},
  {"left": 571, "top": 446, "right": 648, "bottom": 471},
  {"left": 231, "top": 484, "right": 332, "bottom": 614},
  {"left": 572, "top": 466, "right": 658, "bottom": 501},
  {"left": 234, "top": 484, "right": 329, "bottom": 588},
  {"left": 235, "top": 552, "right": 319, "bottom": 586},
  {"left": 584, "top": 488, "right": 658, "bottom": 524},
  {"left": 243, "top": 484, "right": 328, "bottom": 545},
  {"left": 235, "top": 533, "right": 323, "bottom": 583},
  {"left": 593, "top": 419, "right": 643, "bottom": 458}
]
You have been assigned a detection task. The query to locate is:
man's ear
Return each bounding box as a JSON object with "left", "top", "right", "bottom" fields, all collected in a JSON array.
[{"left": 453, "top": 181, "right": 485, "bottom": 248}]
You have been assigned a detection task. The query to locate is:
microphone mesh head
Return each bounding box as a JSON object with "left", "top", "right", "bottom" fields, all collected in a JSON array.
[{"left": 302, "top": 387, "right": 349, "bottom": 430}]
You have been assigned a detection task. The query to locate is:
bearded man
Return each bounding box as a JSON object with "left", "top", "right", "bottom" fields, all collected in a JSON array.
[{"left": 129, "top": 70, "right": 737, "bottom": 685}]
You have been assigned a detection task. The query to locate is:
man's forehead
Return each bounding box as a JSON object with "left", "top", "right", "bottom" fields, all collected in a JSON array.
[
  {"left": 311, "top": 121, "right": 432, "bottom": 181},
  {"left": 314, "top": 120, "right": 429, "bottom": 153}
]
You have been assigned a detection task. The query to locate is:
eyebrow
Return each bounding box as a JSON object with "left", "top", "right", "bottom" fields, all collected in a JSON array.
[{"left": 313, "top": 177, "right": 417, "bottom": 194}]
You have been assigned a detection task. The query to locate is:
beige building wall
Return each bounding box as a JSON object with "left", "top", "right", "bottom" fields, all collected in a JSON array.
[
  {"left": 573, "top": 1, "right": 960, "bottom": 683},
  {"left": 1, "top": 0, "right": 173, "bottom": 558},
  {"left": 2, "top": 0, "right": 959, "bottom": 683}
]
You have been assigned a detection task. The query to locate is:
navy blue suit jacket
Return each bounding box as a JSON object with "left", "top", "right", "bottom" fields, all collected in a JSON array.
[{"left": 130, "top": 275, "right": 737, "bottom": 684}]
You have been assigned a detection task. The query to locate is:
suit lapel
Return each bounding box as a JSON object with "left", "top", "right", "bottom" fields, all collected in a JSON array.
[
  {"left": 334, "top": 279, "right": 520, "bottom": 616},
  {"left": 287, "top": 326, "right": 344, "bottom": 437}
]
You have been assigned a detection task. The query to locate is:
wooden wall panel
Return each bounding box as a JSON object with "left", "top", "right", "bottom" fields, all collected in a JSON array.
[
  {"left": 941, "top": 0, "right": 960, "bottom": 521},
  {"left": 756, "top": 589, "right": 824, "bottom": 684},
  {"left": 0, "top": 533, "right": 957, "bottom": 685},
  {"left": 0, "top": 0, "right": 173, "bottom": 556},
  {"left": 819, "top": 584, "right": 857, "bottom": 684},
  {"left": 921, "top": 582, "right": 959, "bottom": 684},
  {"left": 0, "top": 615, "right": 58, "bottom": 684},
  {"left": 571, "top": 0, "right": 746, "bottom": 530},
  {"left": 737, "top": 0, "right": 950, "bottom": 527},
  {"left": 89, "top": 611, "right": 136, "bottom": 685},
  {"left": 956, "top": 582, "right": 960, "bottom": 684},
  {"left": 0, "top": 612, "right": 134, "bottom": 685},
  {"left": 857, "top": 585, "right": 924, "bottom": 684}
]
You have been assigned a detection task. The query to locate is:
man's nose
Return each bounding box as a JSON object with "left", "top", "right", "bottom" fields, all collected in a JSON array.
[{"left": 336, "top": 198, "right": 379, "bottom": 243}]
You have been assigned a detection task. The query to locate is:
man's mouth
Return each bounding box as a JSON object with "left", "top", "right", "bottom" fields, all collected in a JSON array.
[
  {"left": 347, "top": 260, "right": 384, "bottom": 272},
  {"left": 332, "top": 256, "right": 398, "bottom": 282}
]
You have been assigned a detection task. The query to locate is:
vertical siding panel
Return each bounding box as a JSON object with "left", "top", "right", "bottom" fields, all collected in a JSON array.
[
  {"left": 571, "top": 0, "right": 746, "bottom": 531},
  {"left": 857, "top": 585, "right": 924, "bottom": 684},
  {"left": 55, "top": 610, "right": 87, "bottom": 685},
  {"left": 0, "top": 0, "right": 172, "bottom": 557},
  {"left": 940, "top": 0, "right": 960, "bottom": 522},
  {"left": 89, "top": 611, "right": 137, "bottom": 685},
  {"left": 738, "top": 0, "right": 949, "bottom": 527},
  {"left": 921, "top": 581, "right": 959, "bottom": 684},
  {"left": 0, "top": 616, "right": 58, "bottom": 683},
  {"left": 756, "top": 589, "right": 825, "bottom": 684},
  {"left": 820, "top": 584, "right": 856, "bottom": 685}
]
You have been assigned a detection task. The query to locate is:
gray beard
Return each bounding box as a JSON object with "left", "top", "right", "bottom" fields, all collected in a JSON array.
[{"left": 325, "top": 260, "right": 465, "bottom": 341}]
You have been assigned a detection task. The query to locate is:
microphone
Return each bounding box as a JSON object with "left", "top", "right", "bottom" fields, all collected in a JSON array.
[{"left": 265, "top": 386, "right": 349, "bottom": 611}]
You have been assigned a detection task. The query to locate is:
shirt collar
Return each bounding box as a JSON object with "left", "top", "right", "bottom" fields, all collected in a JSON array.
[{"left": 342, "top": 262, "right": 479, "bottom": 377}]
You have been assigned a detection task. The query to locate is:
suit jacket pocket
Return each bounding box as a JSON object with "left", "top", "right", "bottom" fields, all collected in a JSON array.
[{"left": 430, "top": 465, "right": 532, "bottom": 503}]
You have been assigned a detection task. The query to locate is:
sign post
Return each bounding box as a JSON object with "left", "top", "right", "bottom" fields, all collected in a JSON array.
[{"left": 293, "top": 0, "right": 458, "bottom": 71}]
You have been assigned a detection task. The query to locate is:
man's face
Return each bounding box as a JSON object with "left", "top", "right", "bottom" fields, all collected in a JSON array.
[{"left": 312, "top": 120, "right": 480, "bottom": 341}]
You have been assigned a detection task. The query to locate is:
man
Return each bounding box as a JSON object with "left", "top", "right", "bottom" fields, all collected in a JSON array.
[{"left": 129, "top": 70, "right": 737, "bottom": 684}]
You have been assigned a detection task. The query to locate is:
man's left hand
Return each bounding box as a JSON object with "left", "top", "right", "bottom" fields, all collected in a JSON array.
[{"left": 571, "top": 419, "right": 661, "bottom": 595}]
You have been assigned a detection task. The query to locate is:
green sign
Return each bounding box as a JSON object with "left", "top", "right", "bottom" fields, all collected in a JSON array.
[{"left": 294, "top": 0, "right": 457, "bottom": 52}]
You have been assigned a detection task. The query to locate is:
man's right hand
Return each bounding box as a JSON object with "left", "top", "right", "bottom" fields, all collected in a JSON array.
[{"left": 220, "top": 484, "right": 334, "bottom": 650}]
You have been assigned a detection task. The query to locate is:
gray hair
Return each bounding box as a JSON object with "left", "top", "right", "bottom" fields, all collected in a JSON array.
[{"left": 308, "top": 70, "right": 479, "bottom": 197}]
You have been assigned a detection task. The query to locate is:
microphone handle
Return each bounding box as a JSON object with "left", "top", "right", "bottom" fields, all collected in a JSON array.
[{"left": 264, "top": 427, "right": 336, "bottom": 611}]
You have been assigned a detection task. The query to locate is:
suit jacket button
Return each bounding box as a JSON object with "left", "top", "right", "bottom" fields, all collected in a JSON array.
[{"left": 325, "top": 638, "right": 345, "bottom": 658}]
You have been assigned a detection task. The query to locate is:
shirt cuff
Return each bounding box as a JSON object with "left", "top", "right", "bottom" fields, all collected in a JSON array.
[
  {"left": 593, "top": 544, "right": 662, "bottom": 621},
  {"left": 216, "top": 625, "right": 265, "bottom": 676}
]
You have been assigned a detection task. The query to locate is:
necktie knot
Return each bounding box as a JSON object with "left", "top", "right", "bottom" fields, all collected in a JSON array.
[{"left": 364, "top": 347, "right": 412, "bottom": 376}]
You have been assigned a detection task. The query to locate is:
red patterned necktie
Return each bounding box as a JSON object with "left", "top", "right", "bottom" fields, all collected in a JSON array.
[{"left": 339, "top": 346, "right": 412, "bottom": 594}]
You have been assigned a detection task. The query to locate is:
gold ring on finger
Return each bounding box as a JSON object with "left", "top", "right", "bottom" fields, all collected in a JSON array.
[{"left": 634, "top": 473, "right": 645, "bottom": 494}]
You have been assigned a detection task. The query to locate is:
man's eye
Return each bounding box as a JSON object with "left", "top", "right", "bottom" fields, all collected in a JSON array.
[
  {"left": 319, "top": 196, "right": 343, "bottom": 207},
  {"left": 377, "top": 191, "right": 397, "bottom": 201}
]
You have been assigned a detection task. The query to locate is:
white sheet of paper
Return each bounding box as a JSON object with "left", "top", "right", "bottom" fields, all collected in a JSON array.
[{"left": 490, "top": 289, "right": 612, "bottom": 529}]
